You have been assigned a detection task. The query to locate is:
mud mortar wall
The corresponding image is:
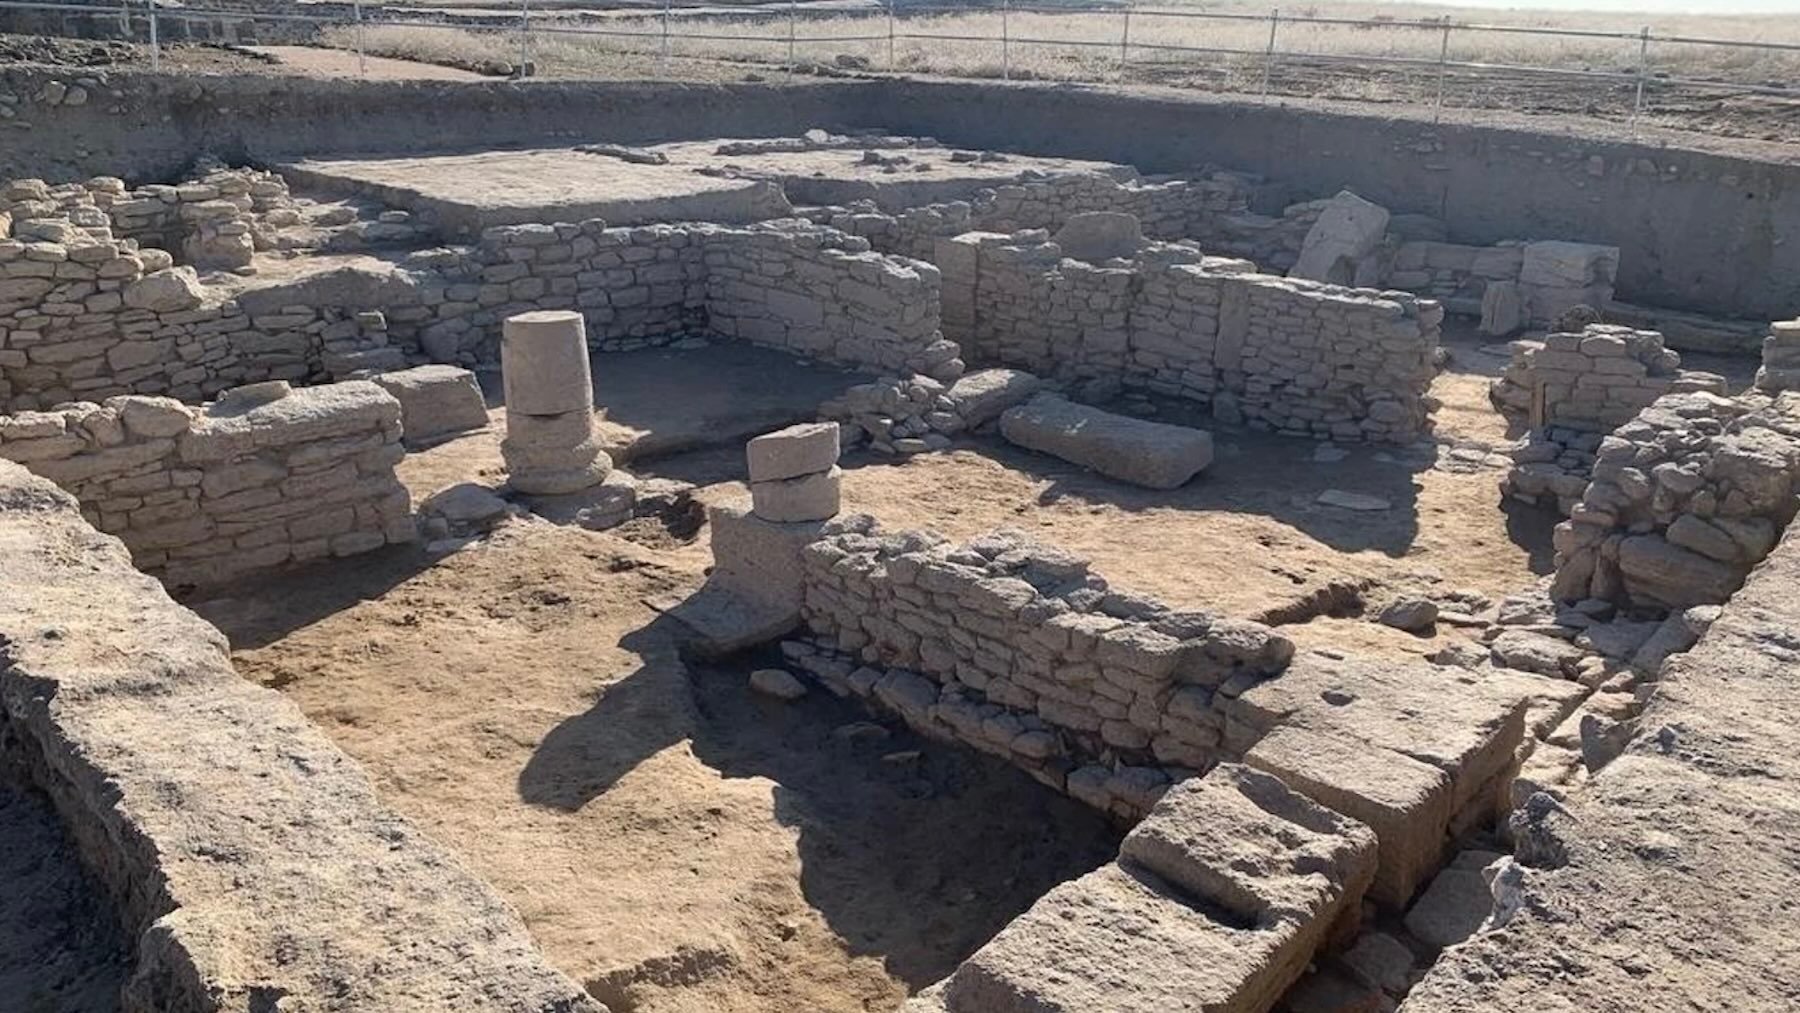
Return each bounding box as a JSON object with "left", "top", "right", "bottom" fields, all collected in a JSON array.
[
  {"left": 0, "top": 459, "right": 600, "bottom": 1012},
  {"left": 0, "top": 381, "right": 414, "bottom": 586}
]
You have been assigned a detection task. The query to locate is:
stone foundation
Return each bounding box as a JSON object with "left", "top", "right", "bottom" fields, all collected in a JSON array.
[
  {"left": 942, "top": 232, "right": 1441, "bottom": 442},
  {"left": 0, "top": 380, "right": 413, "bottom": 585}
]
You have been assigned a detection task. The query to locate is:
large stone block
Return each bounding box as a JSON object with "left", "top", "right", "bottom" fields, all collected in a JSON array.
[
  {"left": 1000, "top": 393, "right": 1213, "bottom": 490},
  {"left": 751, "top": 466, "right": 841, "bottom": 523},
  {"left": 746, "top": 421, "right": 840, "bottom": 483},
  {"left": 1290, "top": 191, "right": 1390, "bottom": 284},
  {"left": 1052, "top": 212, "right": 1144, "bottom": 262},
  {"left": 940, "top": 764, "right": 1375, "bottom": 1013},
  {"left": 501, "top": 310, "right": 594, "bottom": 417},
  {"left": 943, "top": 368, "right": 1042, "bottom": 427},
  {"left": 371, "top": 365, "right": 489, "bottom": 446}
]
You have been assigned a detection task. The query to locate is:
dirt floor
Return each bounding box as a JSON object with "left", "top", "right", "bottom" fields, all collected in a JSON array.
[
  {"left": 184, "top": 319, "right": 1665, "bottom": 1012},
  {"left": 0, "top": 776, "right": 132, "bottom": 1013},
  {"left": 244, "top": 44, "right": 490, "bottom": 80}
]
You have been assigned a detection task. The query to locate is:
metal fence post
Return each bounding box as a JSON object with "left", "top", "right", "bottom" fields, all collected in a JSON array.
[
  {"left": 1119, "top": 1, "right": 1132, "bottom": 77},
  {"left": 660, "top": 0, "right": 670, "bottom": 74},
  {"left": 887, "top": 0, "right": 896, "bottom": 72},
  {"left": 148, "top": 2, "right": 159, "bottom": 72},
  {"left": 1001, "top": 0, "right": 1010, "bottom": 81},
  {"left": 353, "top": 0, "right": 367, "bottom": 78},
  {"left": 1434, "top": 18, "right": 1450, "bottom": 122},
  {"left": 787, "top": 0, "right": 797, "bottom": 80},
  {"left": 518, "top": 0, "right": 530, "bottom": 78},
  {"left": 1260, "top": 8, "right": 1279, "bottom": 98},
  {"left": 1631, "top": 26, "right": 1649, "bottom": 138}
]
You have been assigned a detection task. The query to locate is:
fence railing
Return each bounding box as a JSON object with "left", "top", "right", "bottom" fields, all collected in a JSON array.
[{"left": 5, "top": 0, "right": 1800, "bottom": 136}]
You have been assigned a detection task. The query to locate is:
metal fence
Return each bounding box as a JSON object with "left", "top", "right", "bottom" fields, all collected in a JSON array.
[{"left": 5, "top": 0, "right": 1800, "bottom": 134}]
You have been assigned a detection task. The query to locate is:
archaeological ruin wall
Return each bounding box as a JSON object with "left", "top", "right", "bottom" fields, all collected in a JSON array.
[
  {"left": 939, "top": 232, "right": 1442, "bottom": 441},
  {"left": 1548, "top": 388, "right": 1800, "bottom": 611},
  {"left": 0, "top": 380, "right": 413, "bottom": 586},
  {"left": 0, "top": 459, "right": 600, "bottom": 1012},
  {"left": 1495, "top": 324, "right": 1728, "bottom": 514}
]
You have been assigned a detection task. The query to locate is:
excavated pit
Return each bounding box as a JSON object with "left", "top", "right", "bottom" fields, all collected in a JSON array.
[{"left": 0, "top": 87, "right": 1796, "bottom": 1013}]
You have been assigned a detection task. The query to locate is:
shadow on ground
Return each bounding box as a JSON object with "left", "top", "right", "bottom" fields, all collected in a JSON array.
[
  {"left": 519, "top": 614, "right": 1122, "bottom": 991},
  {"left": 189, "top": 542, "right": 438, "bottom": 651}
]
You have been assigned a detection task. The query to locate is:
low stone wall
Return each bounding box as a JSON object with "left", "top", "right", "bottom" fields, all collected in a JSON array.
[
  {"left": 1, "top": 191, "right": 953, "bottom": 409},
  {"left": 0, "top": 459, "right": 601, "bottom": 1012},
  {"left": 817, "top": 169, "right": 1256, "bottom": 264},
  {"left": 1549, "top": 388, "right": 1800, "bottom": 610},
  {"left": 0, "top": 380, "right": 413, "bottom": 586},
  {"left": 1496, "top": 324, "right": 1726, "bottom": 513},
  {"left": 944, "top": 232, "right": 1441, "bottom": 442}
]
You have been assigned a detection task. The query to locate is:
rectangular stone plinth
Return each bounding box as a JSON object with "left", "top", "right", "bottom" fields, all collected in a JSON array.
[
  {"left": 751, "top": 466, "right": 842, "bottom": 522},
  {"left": 746, "top": 421, "right": 840, "bottom": 483},
  {"left": 939, "top": 764, "right": 1375, "bottom": 1013},
  {"left": 371, "top": 364, "right": 489, "bottom": 446},
  {"left": 1000, "top": 393, "right": 1213, "bottom": 489}
]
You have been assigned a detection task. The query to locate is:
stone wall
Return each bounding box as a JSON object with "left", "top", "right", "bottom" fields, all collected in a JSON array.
[
  {"left": 819, "top": 170, "right": 1256, "bottom": 264},
  {"left": 792, "top": 523, "right": 1297, "bottom": 820},
  {"left": 1549, "top": 388, "right": 1800, "bottom": 610},
  {"left": 944, "top": 232, "right": 1442, "bottom": 442},
  {"left": 778, "top": 518, "right": 1530, "bottom": 911},
  {"left": 0, "top": 380, "right": 413, "bottom": 585},
  {"left": 1495, "top": 324, "right": 1726, "bottom": 513},
  {"left": 0, "top": 459, "right": 601, "bottom": 1013}
]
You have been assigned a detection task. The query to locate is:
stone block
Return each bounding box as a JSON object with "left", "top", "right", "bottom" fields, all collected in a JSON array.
[
  {"left": 1052, "top": 212, "right": 1144, "bottom": 262},
  {"left": 751, "top": 466, "right": 841, "bottom": 523},
  {"left": 943, "top": 368, "right": 1042, "bottom": 427},
  {"left": 371, "top": 365, "right": 489, "bottom": 446},
  {"left": 746, "top": 422, "right": 840, "bottom": 483},
  {"left": 1000, "top": 394, "right": 1212, "bottom": 490},
  {"left": 1290, "top": 191, "right": 1390, "bottom": 284},
  {"left": 940, "top": 764, "right": 1375, "bottom": 1013}
]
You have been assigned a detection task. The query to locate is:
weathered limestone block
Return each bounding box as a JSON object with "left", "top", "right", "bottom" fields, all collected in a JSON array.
[
  {"left": 122, "top": 266, "right": 204, "bottom": 313},
  {"left": 1052, "top": 211, "right": 1144, "bottom": 262},
  {"left": 1479, "top": 280, "right": 1524, "bottom": 337},
  {"left": 751, "top": 467, "right": 842, "bottom": 523},
  {"left": 938, "top": 764, "right": 1375, "bottom": 1013},
  {"left": 371, "top": 365, "right": 489, "bottom": 446},
  {"left": 942, "top": 368, "right": 1043, "bottom": 428},
  {"left": 1000, "top": 393, "right": 1213, "bottom": 489},
  {"left": 501, "top": 310, "right": 594, "bottom": 417},
  {"left": 1290, "top": 190, "right": 1390, "bottom": 285},
  {"left": 746, "top": 421, "right": 840, "bottom": 483},
  {"left": 1246, "top": 724, "right": 1452, "bottom": 907}
]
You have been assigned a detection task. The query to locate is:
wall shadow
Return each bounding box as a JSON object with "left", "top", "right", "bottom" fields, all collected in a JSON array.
[
  {"left": 517, "top": 615, "right": 1122, "bottom": 990},
  {"left": 189, "top": 542, "right": 438, "bottom": 651}
]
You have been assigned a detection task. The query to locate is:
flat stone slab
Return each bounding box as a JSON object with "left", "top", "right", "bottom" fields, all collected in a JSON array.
[
  {"left": 1000, "top": 393, "right": 1214, "bottom": 489},
  {"left": 746, "top": 421, "right": 840, "bottom": 483},
  {"left": 939, "top": 764, "right": 1375, "bottom": 1013}
]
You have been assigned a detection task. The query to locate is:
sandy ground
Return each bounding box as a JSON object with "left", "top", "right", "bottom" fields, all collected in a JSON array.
[{"left": 186, "top": 325, "right": 1600, "bottom": 1012}]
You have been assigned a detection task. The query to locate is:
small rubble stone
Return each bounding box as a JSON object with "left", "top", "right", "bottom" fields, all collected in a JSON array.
[{"left": 750, "top": 668, "right": 808, "bottom": 701}]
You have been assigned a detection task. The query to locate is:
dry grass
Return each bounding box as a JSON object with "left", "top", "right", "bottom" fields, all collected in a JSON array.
[{"left": 331, "top": 1, "right": 1800, "bottom": 89}]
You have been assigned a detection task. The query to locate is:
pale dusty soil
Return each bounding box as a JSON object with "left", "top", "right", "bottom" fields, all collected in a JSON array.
[
  {"left": 243, "top": 45, "right": 491, "bottom": 80},
  {"left": 200, "top": 333, "right": 1564, "bottom": 1011}
]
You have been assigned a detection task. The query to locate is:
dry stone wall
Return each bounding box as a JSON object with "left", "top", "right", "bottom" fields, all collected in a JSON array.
[
  {"left": 791, "top": 522, "right": 1298, "bottom": 819},
  {"left": 1549, "top": 389, "right": 1800, "bottom": 611},
  {"left": 1495, "top": 324, "right": 1727, "bottom": 514},
  {"left": 945, "top": 232, "right": 1441, "bottom": 442},
  {"left": 0, "top": 380, "right": 413, "bottom": 585},
  {"left": 816, "top": 170, "right": 1256, "bottom": 264}
]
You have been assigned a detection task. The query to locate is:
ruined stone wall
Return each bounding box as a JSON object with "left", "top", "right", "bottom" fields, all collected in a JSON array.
[
  {"left": 0, "top": 459, "right": 601, "bottom": 1012},
  {"left": 0, "top": 381, "right": 413, "bottom": 585},
  {"left": 793, "top": 524, "right": 1296, "bottom": 820},
  {"left": 1, "top": 180, "right": 400, "bottom": 411},
  {"left": 820, "top": 170, "right": 1254, "bottom": 264},
  {"left": 418, "top": 219, "right": 956, "bottom": 380},
  {"left": 1496, "top": 324, "right": 1727, "bottom": 514},
  {"left": 946, "top": 232, "right": 1441, "bottom": 442},
  {"left": 1549, "top": 389, "right": 1800, "bottom": 610}
]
